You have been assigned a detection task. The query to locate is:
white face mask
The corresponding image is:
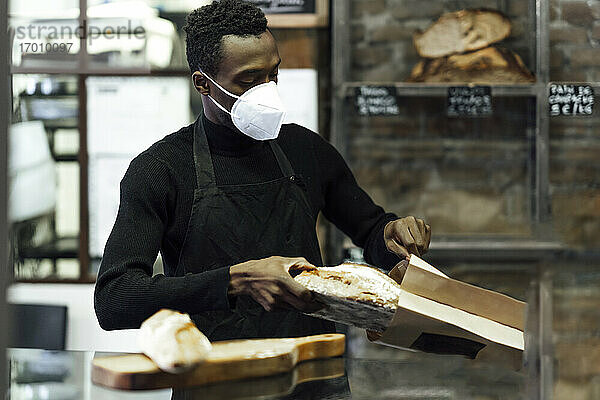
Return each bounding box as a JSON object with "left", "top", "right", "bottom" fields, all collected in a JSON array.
[{"left": 201, "top": 72, "right": 287, "bottom": 141}]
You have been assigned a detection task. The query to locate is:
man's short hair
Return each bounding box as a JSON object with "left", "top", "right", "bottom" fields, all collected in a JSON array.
[{"left": 183, "top": 0, "right": 268, "bottom": 76}]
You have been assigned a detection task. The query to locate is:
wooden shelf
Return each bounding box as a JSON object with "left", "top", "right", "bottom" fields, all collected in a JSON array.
[
  {"left": 342, "top": 82, "right": 542, "bottom": 98},
  {"left": 342, "top": 82, "right": 600, "bottom": 98},
  {"left": 10, "top": 66, "right": 189, "bottom": 76},
  {"left": 13, "top": 276, "right": 96, "bottom": 284},
  {"left": 345, "top": 238, "right": 566, "bottom": 264},
  {"left": 18, "top": 236, "right": 79, "bottom": 260}
]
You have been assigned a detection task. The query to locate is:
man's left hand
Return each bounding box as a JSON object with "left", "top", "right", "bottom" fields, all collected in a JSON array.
[{"left": 384, "top": 216, "right": 431, "bottom": 259}]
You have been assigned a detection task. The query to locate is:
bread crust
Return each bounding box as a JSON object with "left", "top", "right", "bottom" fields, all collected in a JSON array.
[
  {"left": 414, "top": 9, "right": 512, "bottom": 59},
  {"left": 292, "top": 263, "right": 402, "bottom": 332},
  {"left": 138, "top": 309, "right": 212, "bottom": 373},
  {"left": 407, "top": 46, "right": 535, "bottom": 83}
]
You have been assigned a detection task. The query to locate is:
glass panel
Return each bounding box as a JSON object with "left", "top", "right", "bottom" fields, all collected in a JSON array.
[
  {"left": 9, "top": 0, "right": 191, "bottom": 73},
  {"left": 10, "top": 74, "right": 80, "bottom": 280},
  {"left": 86, "top": 76, "right": 193, "bottom": 275},
  {"left": 9, "top": 1, "right": 81, "bottom": 71},
  {"left": 549, "top": 2, "right": 600, "bottom": 82},
  {"left": 349, "top": 0, "right": 536, "bottom": 84},
  {"left": 56, "top": 259, "right": 81, "bottom": 279},
  {"left": 552, "top": 262, "right": 600, "bottom": 399},
  {"left": 82, "top": 0, "right": 321, "bottom": 72},
  {"left": 79, "top": 1, "right": 186, "bottom": 72},
  {"left": 346, "top": 96, "right": 535, "bottom": 238},
  {"left": 346, "top": 260, "right": 536, "bottom": 398},
  {"left": 550, "top": 91, "right": 600, "bottom": 250},
  {"left": 9, "top": 0, "right": 79, "bottom": 14}
]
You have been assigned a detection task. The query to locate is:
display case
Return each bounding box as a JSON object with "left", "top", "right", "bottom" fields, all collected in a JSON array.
[
  {"left": 329, "top": 0, "right": 568, "bottom": 263},
  {"left": 330, "top": 0, "right": 600, "bottom": 261},
  {"left": 331, "top": 1, "right": 600, "bottom": 398}
]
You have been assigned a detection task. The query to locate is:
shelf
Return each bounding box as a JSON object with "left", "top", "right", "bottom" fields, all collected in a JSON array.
[
  {"left": 341, "top": 82, "right": 600, "bottom": 99},
  {"left": 341, "top": 82, "right": 542, "bottom": 98},
  {"left": 53, "top": 154, "right": 78, "bottom": 162},
  {"left": 13, "top": 276, "right": 96, "bottom": 284},
  {"left": 43, "top": 119, "right": 78, "bottom": 130},
  {"left": 18, "top": 236, "right": 79, "bottom": 260},
  {"left": 11, "top": 66, "right": 190, "bottom": 76},
  {"left": 345, "top": 239, "right": 566, "bottom": 265},
  {"left": 425, "top": 238, "right": 565, "bottom": 262}
]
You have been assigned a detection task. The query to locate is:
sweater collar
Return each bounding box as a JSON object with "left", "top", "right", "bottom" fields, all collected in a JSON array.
[{"left": 201, "top": 114, "right": 264, "bottom": 156}]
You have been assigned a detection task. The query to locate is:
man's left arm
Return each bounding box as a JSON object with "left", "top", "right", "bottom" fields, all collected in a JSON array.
[{"left": 314, "top": 134, "right": 430, "bottom": 270}]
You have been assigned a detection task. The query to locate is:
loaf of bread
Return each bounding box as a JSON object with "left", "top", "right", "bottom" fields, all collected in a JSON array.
[
  {"left": 407, "top": 46, "right": 535, "bottom": 84},
  {"left": 414, "top": 9, "right": 511, "bottom": 58},
  {"left": 291, "top": 263, "right": 401, "bottom": 332},
  {"left": 138, "top": 309, "right": 212, "bottom": 373}
]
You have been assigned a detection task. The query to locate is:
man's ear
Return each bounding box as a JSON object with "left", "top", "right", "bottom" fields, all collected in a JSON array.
[{"left": 192, "top": 71, "right": 210, "bottom": 95}]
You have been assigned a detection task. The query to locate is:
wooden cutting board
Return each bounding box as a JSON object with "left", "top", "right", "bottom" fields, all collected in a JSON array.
[{"left": 92, "top": 333, "right": 345, "bottom": 390}]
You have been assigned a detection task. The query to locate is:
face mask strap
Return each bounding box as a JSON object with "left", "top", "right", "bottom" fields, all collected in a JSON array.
[
  {"left": 206, "top": 94, "right": 232, "bottom": 116},
  {"left": 199, "top": 70, "right": 240, "bottom": 100},
  {"left": 197, "top": 69, "right": 240, "bottom": 116}
]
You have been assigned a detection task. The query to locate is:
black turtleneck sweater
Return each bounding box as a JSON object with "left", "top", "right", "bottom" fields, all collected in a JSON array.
[{"left": 94, "top": 116, "right": 400, "bottom": 330}]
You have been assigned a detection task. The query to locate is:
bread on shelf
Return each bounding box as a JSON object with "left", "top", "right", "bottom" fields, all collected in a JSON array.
[
  {"left": 414, "top": 9, "right": 512, "bottom": 59},
  {"left": 407, "top": 46, "right": 536, "bottom": 84}
]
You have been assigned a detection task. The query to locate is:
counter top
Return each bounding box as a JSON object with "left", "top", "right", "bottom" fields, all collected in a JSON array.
[{"left": 7, "top": 347, "right": 529, "bottom": 399}]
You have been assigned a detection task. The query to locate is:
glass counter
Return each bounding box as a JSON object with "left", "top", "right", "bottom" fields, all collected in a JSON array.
[{"left": 7, "top": 347, "right": 529, "bottom": 400}]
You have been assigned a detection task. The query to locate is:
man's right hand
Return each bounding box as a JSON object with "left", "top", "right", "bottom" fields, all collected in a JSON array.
[{"left": 228, "top": 256, "right": 322, "bottom": 313}]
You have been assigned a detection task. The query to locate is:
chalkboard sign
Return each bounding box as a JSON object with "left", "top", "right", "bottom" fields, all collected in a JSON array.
[
  {"left": 447, "top": 86, "right": 492, "bottom": 117},
  {"left": 355, "top": 86, "right": 400, "bottom": 116},
  {"left": 549, "top": 84, "right": 594, "bottom": 116},
  {"left": 247, "top": 0, "right": 315, "bottom": 14}
]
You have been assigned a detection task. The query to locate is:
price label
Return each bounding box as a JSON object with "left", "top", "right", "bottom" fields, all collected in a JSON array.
[
  {"left": 549, "top": 84, "right": 594, "bottom": 116},
  {"left": 447, "top": 86, "right": 493, "bottom": 117},
  {"left": 355, "top": 86, "right": 400, "bottom": 116}
]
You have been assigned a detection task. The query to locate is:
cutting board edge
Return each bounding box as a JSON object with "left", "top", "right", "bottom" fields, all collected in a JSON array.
[{"left": 91, "top": 333, "right": 346, "bottom": 390}]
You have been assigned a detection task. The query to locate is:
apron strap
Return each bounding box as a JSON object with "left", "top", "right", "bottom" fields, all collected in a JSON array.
[
  {"left": 269, "top": 141, "right": 295, "bottom": 178},
  {"left": 192, "top": 113, "right": 217, "bottom": 189}
]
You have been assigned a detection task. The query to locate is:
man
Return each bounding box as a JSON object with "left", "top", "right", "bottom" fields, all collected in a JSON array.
[{"left": 94, "top": 0, "right": 431, "bottom": 341}]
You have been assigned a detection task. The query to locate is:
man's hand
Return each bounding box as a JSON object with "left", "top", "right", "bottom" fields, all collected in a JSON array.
[
  {"left": 384, "top": 216, "right": 431, "bottom": 259},
  {"left": 228, "top": 256, "right": 322, "bottom": 313}
]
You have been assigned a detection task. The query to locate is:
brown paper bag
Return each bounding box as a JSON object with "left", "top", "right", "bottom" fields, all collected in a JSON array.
[{"left": 373, "top": 255, "right": 525, "bottom": 369}]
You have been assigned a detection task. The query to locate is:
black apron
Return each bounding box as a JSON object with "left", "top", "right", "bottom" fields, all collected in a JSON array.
[{"left": 173, "top": 115, "right": 335, "bottom": 341}]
